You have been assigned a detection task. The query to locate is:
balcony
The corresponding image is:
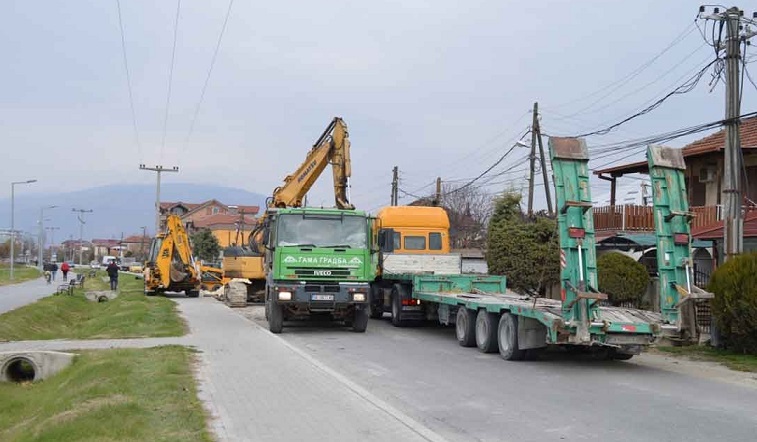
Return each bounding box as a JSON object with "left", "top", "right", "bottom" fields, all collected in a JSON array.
[{"left": 593, "top": 205, "right": 732, "bottom": 232}]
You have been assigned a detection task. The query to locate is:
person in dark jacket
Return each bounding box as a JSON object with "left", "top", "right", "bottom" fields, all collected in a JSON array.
[
  {"left": 50, "top": 262, "right": 58, "bottom": 281},
  {"left": 106, "top": 261, "right": 119, "bottom": 291}
]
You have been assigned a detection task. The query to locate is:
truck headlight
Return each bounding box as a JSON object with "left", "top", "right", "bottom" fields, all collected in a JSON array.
[
  {"left": 278, "top": 291, "right": 292, "bottom": 301},
  {"left": 352, "top": 293, "right": 366, "bottom": 302}
]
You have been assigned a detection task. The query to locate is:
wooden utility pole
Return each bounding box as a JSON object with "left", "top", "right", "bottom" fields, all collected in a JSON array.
[
  {"left": 391, "top": 166, "right": 399, "bottom": 205},
  {"left": 527, "top": 102, "right": 538, "bottom": 216},
  {"left": 433, "top": 177, "right": 442, "bottom": 206}
]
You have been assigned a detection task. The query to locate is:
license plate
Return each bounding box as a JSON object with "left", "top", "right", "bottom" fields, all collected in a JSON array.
[
  {"left": 402, "top": 306, "right": 421, "bottom": 311},
  {"left": 311, "top": 294, "right": 334, "bottom": 301}
]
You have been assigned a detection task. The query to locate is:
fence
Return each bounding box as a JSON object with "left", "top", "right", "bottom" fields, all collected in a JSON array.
[{"left": 593, "top": 205, "right": 729, "bottom": 231}]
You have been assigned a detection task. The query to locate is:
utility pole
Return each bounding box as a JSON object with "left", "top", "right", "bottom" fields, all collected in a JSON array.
[
  {"left": 9, "top": 179, "right": 36, "bottom": 280},
  {"left": 527, "top": 102, "right": 538, "bottom": 216},
  {"left": 534, "top": 104, "right": 553, "bottom": 215},
  {"left": 119, "top": 232, "right": 124, "bottom": 262},
  {"left": 37, "top": 205, "right": 57, "bottom": 271},
  {"left": 699, "top": 6, "right": 757, "bottom": 260},
  {"left": 139, "top": 164, "right": 179, "bottom": 235},
  {"left": 433, "top": 177, "right": 442, "bottom": 207},
  {"left": 140, "top": 226, "right": 147, "bottom": 261},
  {"left": 72, "top": 208, "right": 93, "bottom": 265},
  {"left": 391, "top": 166, "right": 399, "bottom": 205}
]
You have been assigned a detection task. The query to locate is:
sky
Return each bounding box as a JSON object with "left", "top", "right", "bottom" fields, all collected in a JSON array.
[{"left": 1, "top": 0, "right": 756, "bottom": 216}]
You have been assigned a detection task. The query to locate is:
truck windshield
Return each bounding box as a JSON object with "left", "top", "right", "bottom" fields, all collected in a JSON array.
[{"left": 277, "top": 214, "right": 367, "bottom": 249}]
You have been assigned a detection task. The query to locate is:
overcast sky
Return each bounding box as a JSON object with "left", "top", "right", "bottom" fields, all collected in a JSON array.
[{"left": 2, "top": 0, "right": 755, "bottom": 212}]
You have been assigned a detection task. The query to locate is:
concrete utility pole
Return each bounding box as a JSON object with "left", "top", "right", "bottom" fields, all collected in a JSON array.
[
  {"left": 37, "top": 205, "right": 57, "bottom": 271},
  {"left": 9, "top": 179, "right": 36, "bottom": 281},
  {"left": 72, "top": 208, "right": 93, "bottom": 265},
  {"left": 433, "top": 177, "right": 442, "bottom": 207},
  {"left": 534, "top": 105, "right": 553, "bottom": 216},
  {"left": 699, "top": 6, "right": 757, "bottom": 260},
  {"left": 391, "top": 166, "right": 399, "bottom": 206},
  {"left": 139, "top": 164, "right": 179, "bottom": 235},
  {"left": 140, "top": 226, "right": 147, "bottom": 261}
]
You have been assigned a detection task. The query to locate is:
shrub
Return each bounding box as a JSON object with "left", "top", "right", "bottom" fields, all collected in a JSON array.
[
  {"left": 708, "top": 252, "right": 757, "bottom": 354},
  {"left": 597, "top": 252, "right": 649, "bottom": 307}
]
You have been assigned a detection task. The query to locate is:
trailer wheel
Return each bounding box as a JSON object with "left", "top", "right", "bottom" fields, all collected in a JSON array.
[
  {"left": 498, "top": 313, "right": 525, "bottom": 361},
  {"left": 475, "top": 310, "right": 499, "bottom": 353},
  {"left": 352, "top": 308, "right": 369, "bottom": 333},
  {"left": 268, "top": 301, "right": 284, "bottom": 334},
  {"left": 456, "top": 307, "right": 476, "bottom": 347},
  {"left": 609, "top": 349, "right": 634, "bottom": 361}
]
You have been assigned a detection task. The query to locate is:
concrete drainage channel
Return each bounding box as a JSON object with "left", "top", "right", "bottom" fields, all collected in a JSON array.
[{"left": 0, "top": 351, "right": 77, "bottom": 383}]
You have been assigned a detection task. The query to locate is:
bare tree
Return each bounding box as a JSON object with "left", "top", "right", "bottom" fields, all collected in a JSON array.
[{"left": 440, "top": 184, "right": 493, "bottom": 249}]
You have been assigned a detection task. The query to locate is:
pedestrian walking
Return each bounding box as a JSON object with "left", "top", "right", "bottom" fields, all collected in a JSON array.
[
  {"left": 50, "top": 262, "right": 58, "bottom": 281},
  {"left": 106, "top": 260, "right": 119, "bottom": 291},
  {"left": 61, "top": 261, "right": 70, "bottom": 281}
]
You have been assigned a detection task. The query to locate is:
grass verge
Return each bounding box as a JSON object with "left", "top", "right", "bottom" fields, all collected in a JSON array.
[
  {"left": 0, "top": 265, "right": 41, "bottom": 286},
  {"left": 655, "top": 345, "right": 757, "bottom": 372},
  {"left": 0, "top": 346, "right": 211, "bottom": 441},
  {"left": 0, "top": 271, "right": 185, "bottom": 341}
]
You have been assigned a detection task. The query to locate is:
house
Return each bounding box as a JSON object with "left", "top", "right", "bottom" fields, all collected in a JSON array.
[
  {"left": 592, "top": 115, "right": 757, "bottom": 232},
  {"left": 159, "top": 200, "right": 260, "bottom": 251},
  {"left": 692, "top": 211, "right": 757, "bottom": 262},
  {"left": 91, "top": 239, "right": 122, "bottom": 259}
]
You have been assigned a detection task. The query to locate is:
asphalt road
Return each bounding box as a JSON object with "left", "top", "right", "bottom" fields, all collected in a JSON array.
[
  {"left": 242, "top": 307, "right": 757, "bottom": 442},
  {"left": 0, "top": 270, "right": 76, "bottom": 315}
]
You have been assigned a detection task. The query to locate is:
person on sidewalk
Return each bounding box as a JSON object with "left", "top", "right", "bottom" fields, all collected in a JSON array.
[
  {"left": 50, "top": 262, "right": 58, "bottom": 281},
  {"left": 61, "top": 261, "right": 70, "bottom": 281},
  {"left": 106, "top": 260, "right": 119, "bottom": 291}
]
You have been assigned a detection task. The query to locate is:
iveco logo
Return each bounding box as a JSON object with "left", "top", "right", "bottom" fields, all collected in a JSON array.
[{"left": 314, "top": 270, "right": 332, "bottom": 276}]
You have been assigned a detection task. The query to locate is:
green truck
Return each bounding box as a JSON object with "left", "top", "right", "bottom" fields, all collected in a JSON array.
[
  {"left": 372, "top": 137, "right": 663, "bottom": 360},
  {"left": 262, "top": 207, "right": 374, "bottom": 333}
]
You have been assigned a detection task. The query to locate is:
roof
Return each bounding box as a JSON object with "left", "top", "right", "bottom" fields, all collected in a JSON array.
[
  {"left": 91, "top": 239, "right": 121, "bottom": 247},
  {"left": 376, "top": 206, "right": 450, "bottom": 229},
  {"left": 692, "top": 211, "right": 757, "bottom": 240},
  {"left": 193, "top": 214, "right": 257, "bottom": 229},
  {"left": 122, "top": 235, "right": 150, "bottom": 243},
  {"left": 598, "top": 232, "right": 712, "bottom": 248},
  {"left": 160, "top": 201, "right": 201, "bottom": 211},
  {"left": 594, "top": 115, "right": 757, "bottom": 176},
  {"left": 160, "top": 200, "right": 260, "bottom": 216}
]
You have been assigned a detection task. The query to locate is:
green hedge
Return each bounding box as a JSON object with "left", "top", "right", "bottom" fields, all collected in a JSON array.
[
  {"left": 709, "top": 252, "right": 757, "bottom": 354},
  {"left": 597, "top": 252, "right": 649, "bottom": 306}
]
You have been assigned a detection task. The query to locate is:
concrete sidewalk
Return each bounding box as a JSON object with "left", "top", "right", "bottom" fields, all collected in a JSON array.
[
  {"left": 0, "top": 294, "right": 445, "bottom": 442},
  {"left": 0, "top": 270, "right": 77, "bottom": 314}
]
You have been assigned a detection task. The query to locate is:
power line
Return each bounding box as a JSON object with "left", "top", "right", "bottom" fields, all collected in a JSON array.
[
  {"left": 441, "top": 143, "right": 519, "bottom": 197},
  {"left": 183, "top": 0, "right": 235, "bottom": 151},
  {"left": 115, "top": 0, "right": 141, "bottom": 160},
  {"left": 160, "top": 0, "right": 182, "bottom": 161}
]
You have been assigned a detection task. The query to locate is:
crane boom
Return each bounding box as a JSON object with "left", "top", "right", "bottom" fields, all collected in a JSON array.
[{"left": 271, "top": 117, "right": 354, "bottom": 209}]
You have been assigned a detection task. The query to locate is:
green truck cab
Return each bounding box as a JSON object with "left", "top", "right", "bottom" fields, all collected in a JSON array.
[{"left": 262, "top": 207, "right": 374, "bottom": 333}]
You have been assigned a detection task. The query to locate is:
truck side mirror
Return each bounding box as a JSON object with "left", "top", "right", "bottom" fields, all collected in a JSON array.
[{"left": 378, "top": 229, "right": 394, "bottom": 253}]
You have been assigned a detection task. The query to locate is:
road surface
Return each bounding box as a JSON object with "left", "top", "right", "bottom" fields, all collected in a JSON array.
[
  {"left": 0, "top": 269, "right": 77, "bottom": 315},
  {"left": 240, "top": 306, "right": 757, "bottom": 442}
]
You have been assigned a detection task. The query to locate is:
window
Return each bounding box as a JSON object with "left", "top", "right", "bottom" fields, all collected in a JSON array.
[
  {"left": 429, "top": 232, "right": 442, "bottom": 250},
  {"left": 404, "top": 235, "right": 426, "bottom": 250},
  {"left": 276, "top": 214, "right": 367, "bottom": 248},
  {"left": 392, "top": 232, "right": 401, "bottom": 250},
  {"left": 212, "top": 207, "right": 220, "bottom": 215}
]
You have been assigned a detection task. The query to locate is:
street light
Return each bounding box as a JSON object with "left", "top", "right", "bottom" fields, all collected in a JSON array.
[
  {"left": 37, "top": 205, "right": 57, "bottom": 271},
  {"left": 9, "top": 179, "right": 37, "bottom": 281},
  {"left": 72, "top": 208, "right": 93, "bottom": 265}
]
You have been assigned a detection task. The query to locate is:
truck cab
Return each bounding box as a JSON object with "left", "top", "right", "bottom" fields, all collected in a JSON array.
[{"left": 375, "top": 206, "right": 450, "bottom": 255}]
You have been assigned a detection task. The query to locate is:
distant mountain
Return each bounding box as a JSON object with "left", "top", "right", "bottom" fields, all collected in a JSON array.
[{"left": 0, "top": 183, "right": 267, "bottom": 241}]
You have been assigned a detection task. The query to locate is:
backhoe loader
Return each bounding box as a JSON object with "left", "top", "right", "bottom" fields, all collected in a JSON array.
[{"left": 144, "top": 214, "right": 201, "bottom": 297}]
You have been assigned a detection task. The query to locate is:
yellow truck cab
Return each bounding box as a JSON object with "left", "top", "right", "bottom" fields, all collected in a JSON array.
[{"left": 374, "top": 206, "right": 450, "bottom": 256}]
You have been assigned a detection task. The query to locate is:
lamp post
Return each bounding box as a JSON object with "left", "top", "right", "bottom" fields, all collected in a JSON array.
[
  {"left": 37, "top": 205, "right": 57, "bottom": 271},
  {"left": 9, "top": 179, "right": 37, "bottom": 281},
  {"left": 72, "top": 208, "right": 93, "bottom": 265},
  {"left": 45, "top": 226, "right": 60, "bottom": 262}
]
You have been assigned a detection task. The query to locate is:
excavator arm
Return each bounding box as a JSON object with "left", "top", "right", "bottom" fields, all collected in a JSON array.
[
  {"left": 271, "top": 117, "right": 354, "bottom": 209},
  {"left": 145, "top": 214, "right": 200, "bottom": 293}
]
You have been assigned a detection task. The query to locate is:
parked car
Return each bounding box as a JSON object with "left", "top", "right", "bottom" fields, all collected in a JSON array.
[
  {"left": 128, "top": 263, "right": 144, "bottom": 273},
  {"left": 89, "top": 261, "right": 100, "bottom": 269}
]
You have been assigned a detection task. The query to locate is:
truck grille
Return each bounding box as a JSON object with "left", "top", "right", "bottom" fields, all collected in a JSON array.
[
  {"left": 291, "top": 267, "right": 351, "bottom": 279},
  {"left": 304, "top": 284, "right": 341, "bottom": 293}
]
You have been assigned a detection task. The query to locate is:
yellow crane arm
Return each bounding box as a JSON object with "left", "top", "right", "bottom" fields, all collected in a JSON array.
[{"left": 271, "top": 117, "right": 354, "bottom": 210}]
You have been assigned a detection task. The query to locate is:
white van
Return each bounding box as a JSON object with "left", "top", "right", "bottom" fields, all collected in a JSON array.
[{"left": 101, "top": 256, "right": 117, "bottom": 267}]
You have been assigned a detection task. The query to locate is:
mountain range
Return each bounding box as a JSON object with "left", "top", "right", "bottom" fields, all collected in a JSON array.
[{"left": 0, "top": 183, "right": 267, "bottom": 242}]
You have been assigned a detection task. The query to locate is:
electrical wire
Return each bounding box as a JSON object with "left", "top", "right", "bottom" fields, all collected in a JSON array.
[
  {"left": 183, "top": 0, "right": 235, "bottom": 152},
  {"left": 160, "top": 0, "right": 182, "bottom": 161},
  {"left": 115, "top": 0, "right": 141, "bottom": 160}
]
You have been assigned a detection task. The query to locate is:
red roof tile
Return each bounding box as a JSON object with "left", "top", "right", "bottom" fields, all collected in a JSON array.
[
  {"left": 193, "top": 214, "right": 257, "bottom": 229},
  {"left": 692, "top": 211, "right": 757, "bottom": 240},
  {"left": 595, "top": 115, "right": 757, "bottom": 176}
]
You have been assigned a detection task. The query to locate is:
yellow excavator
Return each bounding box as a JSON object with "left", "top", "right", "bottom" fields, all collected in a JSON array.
[
  {"left": 221, "top": 116, "right": 354, "bottom": 307},
  {"left": 144, "top": 214, "right": 201, "bottom": 297}
]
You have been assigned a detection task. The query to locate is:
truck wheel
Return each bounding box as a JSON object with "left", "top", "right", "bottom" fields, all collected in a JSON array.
[
  {"left": 268, "top": 301, "right": 284, "bottom": 334},
  {"left": 455, "top": 307, "right": 476, "bottom": 347},
  {"left": 369, "top": 286, "right": 384, "bottom": 319},
  {"left": 186, "top": 290, "right": 200, "bottom": 298},
  {"left": 475, "top": 310, "right": 499, "bottom": 353},
  {"left": 609, "top": 349, "right": 634, "bottom": 360},
  {"left": 391, "top": 286, "right": 405, "bottom": 327},
  {"left": 352, "top": 308, "right": 369, "bottom": 333},
  {"left": 498, "top": 313, "right": 525, "bottom": 361}
]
